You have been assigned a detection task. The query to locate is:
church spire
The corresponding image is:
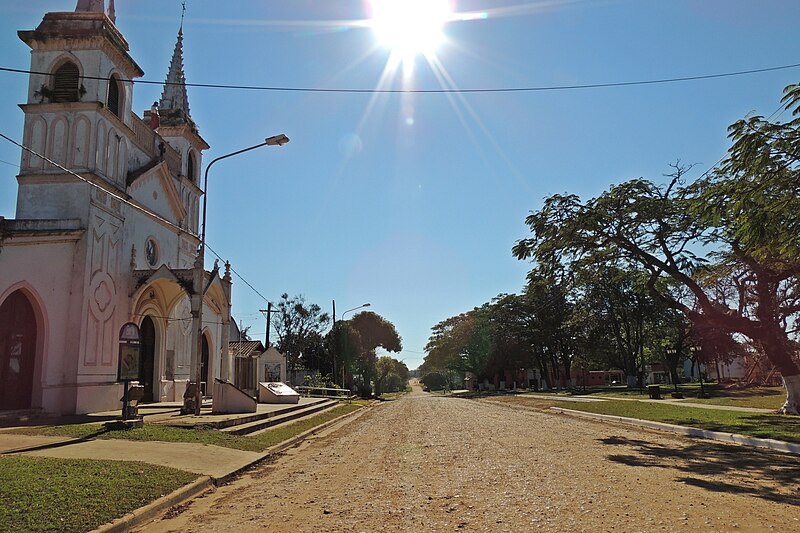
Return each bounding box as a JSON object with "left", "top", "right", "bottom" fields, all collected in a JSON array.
[{"left": 158, "top": 8, "right": 197, "bottom": 133}]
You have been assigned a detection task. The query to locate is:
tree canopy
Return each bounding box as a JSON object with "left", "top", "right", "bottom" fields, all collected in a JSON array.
[{"left": 513, "top": 83, "right": 800, "bottom": 413}]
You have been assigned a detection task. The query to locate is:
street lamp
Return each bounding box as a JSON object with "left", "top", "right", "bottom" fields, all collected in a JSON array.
[
  {"left": 331, "top": 302, "right": 371, "bottom": 388},
  {"left": 188, "top": 134, "right": 289, "bottom": 415},
  {"left": 689, "top": 345, "right": 707, "bottom": 397},
  {"left": 342, "top": 303, "right": 370, "bottom": 320}
]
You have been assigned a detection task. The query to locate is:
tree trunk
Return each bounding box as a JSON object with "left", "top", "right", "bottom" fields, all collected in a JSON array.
[
  {"left": 757, "top": 327, "right": 800, "bottom": 415},
  {"left": 780, "top": 375, "right": 800, "bottom": 415},
  {"left": 672, "top": 370, "right": 680, "bottom": 393}
]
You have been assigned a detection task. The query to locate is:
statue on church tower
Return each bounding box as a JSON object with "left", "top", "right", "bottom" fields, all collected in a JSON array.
[
  {"left": 74, "top": 0, "right": 115, "bottom": 23},
  {"left": 75, "top": 0, "right": 104, "bottom": 13}
]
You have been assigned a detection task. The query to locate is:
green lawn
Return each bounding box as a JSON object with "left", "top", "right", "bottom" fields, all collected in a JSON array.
[
  {"left": 0, "top": 456, "right": 196, "bottom": 533},
  {"left": 9, "top": 403, "right": 362, "bottom": 453},
  {"left": 491, "top": 396, "right": 800, "bottom": 443}
]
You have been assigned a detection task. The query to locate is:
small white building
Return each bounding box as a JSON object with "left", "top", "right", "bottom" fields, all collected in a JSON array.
[
  {"left": 0, "top": 1, "right": 232, "bottom": 415},
  {"left": 260, "top": 346, "right": 287, "bottom": 384},
  {"left": 229, "top": 341, "right": 287, "bottom": 397}
]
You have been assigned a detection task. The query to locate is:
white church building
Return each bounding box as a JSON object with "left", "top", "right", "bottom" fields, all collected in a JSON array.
[{"left": 0, "top": 1, "right": 233, "bottom": 415}]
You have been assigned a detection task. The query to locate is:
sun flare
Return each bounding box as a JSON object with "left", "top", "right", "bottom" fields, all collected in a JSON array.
[{"left": 368, "top": 0, "right": 452, "bottom": 59}]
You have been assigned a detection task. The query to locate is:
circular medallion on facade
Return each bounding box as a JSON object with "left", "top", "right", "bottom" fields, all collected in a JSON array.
[{"left": 145, "top": 237, "right": 159, "bottom": 267}]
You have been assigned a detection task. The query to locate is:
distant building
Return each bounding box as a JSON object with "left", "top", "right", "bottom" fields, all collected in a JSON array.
[{"left": 0, "top": 1, "right": 232, "bottom": 414}]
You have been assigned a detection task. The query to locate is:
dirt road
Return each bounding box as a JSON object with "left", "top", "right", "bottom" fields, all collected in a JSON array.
[{"left": 143, "top": 384, "right": 800, "bottom": 532}]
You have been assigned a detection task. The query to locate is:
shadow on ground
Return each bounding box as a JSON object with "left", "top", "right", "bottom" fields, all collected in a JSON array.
[{"left": 598, "top": 435, "right": 800, "bottom": 505}]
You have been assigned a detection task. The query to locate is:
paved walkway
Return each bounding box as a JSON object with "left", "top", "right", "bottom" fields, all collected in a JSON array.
[
  {"left": 0, "top": 433, "right": 73, "bottom": 453},
  {"left": 639, "top": 398, "right": 773, "bottom": 413},
  {"left": 519, "top": 392, "right": 775, "bottom": 413},
  {"left": 0, "top": 397, "right": 334, "bottom": 478},
  {"left": 21, "top": 439, "right": 262, "bottom": 477}
]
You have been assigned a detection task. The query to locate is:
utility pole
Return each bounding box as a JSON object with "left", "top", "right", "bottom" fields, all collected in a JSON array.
[
  {"left": 259, "top": 302, "right": 272, "bottom": 348},
  {"left": 332, "top": 299, "right": 337, "bottom": 386}
]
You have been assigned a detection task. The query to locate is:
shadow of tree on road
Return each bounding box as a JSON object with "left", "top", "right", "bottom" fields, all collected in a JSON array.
[{"left": 598, "top": 435, "right": 800, "bottom": 506}]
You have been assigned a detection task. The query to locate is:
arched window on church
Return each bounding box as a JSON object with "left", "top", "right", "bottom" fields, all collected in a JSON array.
[
  {"left": 51, "top": 61, "right": 80, "bottom": 103},
  {"left": 186, "top": 151, "right": 196, "bottom": 182},
  {"left": 107, "top": 74, "right": 123, "bottom": 118}
]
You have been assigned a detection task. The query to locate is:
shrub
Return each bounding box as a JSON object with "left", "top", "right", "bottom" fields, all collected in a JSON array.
[{"left": 421, "top": 372, "right": 448, "bottom": 391}]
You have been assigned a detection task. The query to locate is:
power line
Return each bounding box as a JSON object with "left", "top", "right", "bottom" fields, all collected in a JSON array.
[
  {"left": 0, "top": 131, "right": 197, "bottom": 239},
  {"left": 1, "top": 61, "right": 799, "bottom": 94},
  {"left": 0, "top": 132, "right": 280, "bottom": 323},
  {"left": 205, "top": 242, "right": 273, "bottom": 304}
]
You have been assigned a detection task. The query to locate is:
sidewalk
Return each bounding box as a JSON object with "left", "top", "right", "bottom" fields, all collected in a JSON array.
[
  {"left": 518, "top": 392, "right": 774, "bottom": 413},
  {"left": 18, "top": 439, "right": 263, "bottom": 478},
  {"left": 637, "top": 398, "right": 773, "bottom": 413},
  {"left": 0, "top": 401, "right": 370, "bottom": 533},
  {"left": 0, "top": 397, "right": 346, "bottom": 476}
]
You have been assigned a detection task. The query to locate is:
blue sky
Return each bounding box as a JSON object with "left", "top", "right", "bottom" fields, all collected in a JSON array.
[{"left": 1, "top": 1, "right": 799, "bottom": 370}]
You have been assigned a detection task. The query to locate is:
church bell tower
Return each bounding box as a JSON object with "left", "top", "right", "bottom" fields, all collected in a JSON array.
[{"left": 16, "top": 0, "right": 142, "bottom": 221}]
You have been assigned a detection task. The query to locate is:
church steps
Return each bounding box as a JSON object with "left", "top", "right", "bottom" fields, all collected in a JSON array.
[{"left": 221, "top": 399, "right": 339, "bottom": 436}]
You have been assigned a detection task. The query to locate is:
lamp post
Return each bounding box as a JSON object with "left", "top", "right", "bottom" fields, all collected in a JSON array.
[
  {"left": 332, "top": 302, "right": 370, "bottom": 388},
  {"left": 188, "top": 134, "right": 289, "bottom": 415},
  {"left": 689, "top": 345, "right": 707, "bottom": 398}
]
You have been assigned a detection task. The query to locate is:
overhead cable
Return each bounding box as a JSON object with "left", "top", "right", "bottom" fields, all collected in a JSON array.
[{"left": 1, "top": 61, "right": 799, "bottom": 94}]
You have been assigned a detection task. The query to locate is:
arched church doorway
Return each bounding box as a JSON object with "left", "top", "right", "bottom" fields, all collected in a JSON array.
[
  {"left": 0, "top": 291, "right": 38, "bottom": 411},
  {"left": 201, "top": 334, "right": 210, "bottom": 395},
  {"left": 140, "top": 316, "right": 156, "bottom": 402}
]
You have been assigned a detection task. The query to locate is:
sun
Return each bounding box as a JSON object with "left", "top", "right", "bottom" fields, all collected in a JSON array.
[{"left": 368, "top": 0, "right": 452, "bottom": 60}]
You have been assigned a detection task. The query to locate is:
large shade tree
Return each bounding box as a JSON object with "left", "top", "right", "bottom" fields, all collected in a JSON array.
[{"left": 513, "top": 84, "right": 800, "bottom": 413}]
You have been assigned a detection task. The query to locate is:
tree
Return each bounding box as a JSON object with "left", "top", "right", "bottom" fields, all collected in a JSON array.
[
  {"left": 514, "top": 84, "right": 800, "bottom": 413},
  {"left": 420, "top": 372, "right": 448, "bottom": 391},
  {"left": 328, "top": 320, "right": 361, "bottom": 387},
  {"left": 347, "top": 311, "right": 402, "bottom": 396},
  {"left": 490, "top": 282, "right": 574, "bottom": 389},
  {"left": 424, "top": 313, "right": 473, "bottom": 373},
  {"left": 575, "top": 264, "right": 658, "bottom": 387},
  {"left": 374, "top": 356, "right": 409, "bottom": 395},
  {"left": 270, "top": 293, "right": 331, "bottom": 374},
  {"left": 424, "top": 307, "right": 493, "bottom": 383}
]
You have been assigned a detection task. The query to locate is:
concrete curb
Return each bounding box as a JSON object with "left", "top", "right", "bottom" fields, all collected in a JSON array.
[
  {"left": 549, "top": 407, "right": 800, "bottom": 455},
  {"left": 214, "top": 401, "right": 371, "bottom": 485},
  {"left": 91, "top": 401, "right": 371, "bottom": 532},
  {"left": 94, "top": 476, "right": 214, "bottom": 533}
]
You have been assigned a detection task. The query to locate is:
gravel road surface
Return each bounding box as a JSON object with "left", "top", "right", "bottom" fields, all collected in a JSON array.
[{"left": 142, "top": 384, "right": 800, "bottom": 532}]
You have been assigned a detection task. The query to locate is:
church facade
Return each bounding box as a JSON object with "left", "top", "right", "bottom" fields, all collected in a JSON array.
[{"left": 0, "top": 1, "right": 232, "bottom": 415}]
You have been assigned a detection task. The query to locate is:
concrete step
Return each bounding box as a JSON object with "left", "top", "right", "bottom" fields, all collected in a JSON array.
[
  {"left": 221, "top": 399, "right": 339, "bottom": 436},
  {"left": 0, "top": 409, "right": 43, "bottom": 423}
]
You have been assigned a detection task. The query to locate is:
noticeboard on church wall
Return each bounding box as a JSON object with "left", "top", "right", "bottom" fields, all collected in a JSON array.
[{"left": 118, "top": 322, "right": 141, "bottom": 382}]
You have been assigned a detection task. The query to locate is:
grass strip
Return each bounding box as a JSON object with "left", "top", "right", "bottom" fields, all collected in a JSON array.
[
  {"left": 0, "top": 456, "right": 196, "bottom": 533},
  {"left": 488, "top": 396, "right": 800, "bottom": 443},
  {"left": 9, "top": 403, "right": 362, "bottom": 452}
]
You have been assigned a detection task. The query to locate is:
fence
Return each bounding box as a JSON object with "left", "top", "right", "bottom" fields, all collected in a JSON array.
[{"left": 295, "top": 386, "right": 354, "bottom": 402}]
